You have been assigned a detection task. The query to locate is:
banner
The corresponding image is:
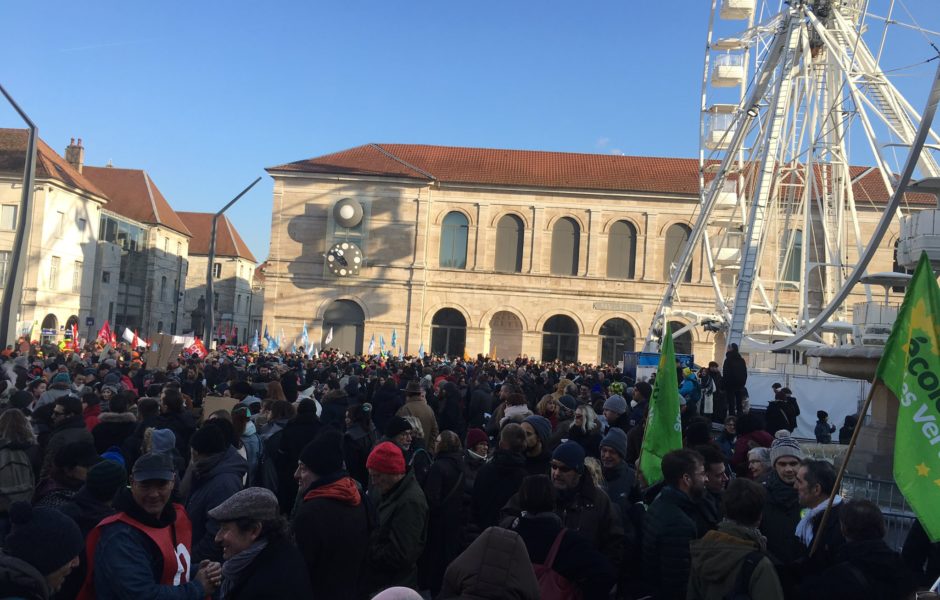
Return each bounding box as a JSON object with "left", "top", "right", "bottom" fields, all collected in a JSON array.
[{"left": 875, "top": 253, "right": 940, "bottom": 541}]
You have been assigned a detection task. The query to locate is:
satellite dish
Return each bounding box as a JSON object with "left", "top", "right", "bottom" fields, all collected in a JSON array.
[{"left": 333, "top": 198, "right": 363, "bottom": 228}]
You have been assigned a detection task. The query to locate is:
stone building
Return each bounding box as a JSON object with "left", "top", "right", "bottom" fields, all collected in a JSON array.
[
  {"left": 249, "top": 260, "right": 267, "bottom": 340},
  {"left": 262, "top": 143, "right": 912, "bottom": 365},
  {"left": 178, "top": 212, "right": 257, "bottom": 343},
  {"left": 0, "top": 131, "right": 109, "bottom": 345},
  {"left": 82, "top": 158, "right": 191, "bottom": 337}
]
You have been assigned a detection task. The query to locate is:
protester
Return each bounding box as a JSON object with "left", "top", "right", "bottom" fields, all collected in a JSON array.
[
  {"left": 794, "top": 459, "right": 846, "bottom": 571},
  {"left": 273, "top": 398, "right": 322, "bottom": 513},
  {"left": 0, "top": 501, "right": 83, "bottom": 599},
  {"left": 34, "top": 440, "right": 100, "bottom": 507},
  {"left": 40, "top": 395, "right": 93, "bottom": 478},
  {"left": 344, "top": 402, "right": 377, "bottom": 489},
  {"left": 208, "top": 487, "right": 313, "bottom": 599},
  {"left": 293, "top": 429, "right": 370, "bottom": 599},
  {"left": 363, "top": 441, "right": 429, "bottom": 595},
  {"left": 688, "top": 478, "right": 785, "bottom": 599},
  {"left": 520, "top": 415, "right": 552, "bottom": 476},
  {"left": 642, "top": 448, "right": 708, "bottom": 600},
  {"left": 472, "top": 422, "right": 528, "bottom": 529},
  {"left": 694, "top": 444, "right": 728, "bottom": 531},
  {"left": 721, "top": 343, "right": 748, "bottom": 416},
  {"left": 760, "top": 431, "right": 805, "bottom": 568},
  {"left": 439, "top": 526, "right": 539, "bottom": 600},
  {"left": 80, "top": 452, "right": 221, "bottom": 598},
  {"left": 92, "top": 393, "right": 137, "bottom": 453},
  {"left": 421, "top": 430, "right": 465, "bottom": 595},
  {"left": 747, "top": 446, "right": 771, "bottom": 483},
  {"left": 396, "top": 380, "right": 439, "bottom": 444}
]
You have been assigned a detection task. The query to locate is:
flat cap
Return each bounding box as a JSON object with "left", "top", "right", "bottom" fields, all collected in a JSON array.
[{"left": 208, "top": 487, "right": 279, "bottom": 522}]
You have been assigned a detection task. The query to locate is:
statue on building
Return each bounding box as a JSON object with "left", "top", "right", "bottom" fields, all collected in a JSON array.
[{"left": 190, "top": 296, "right": 206, "bottom": 335}]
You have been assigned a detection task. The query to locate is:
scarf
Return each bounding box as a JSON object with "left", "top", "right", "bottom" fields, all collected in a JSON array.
[
  {"left": 220, "top": 539, "right": 268, "bottom": 599},
  {"left": 796, "top": 495, "right": 842, "bottom": 546}
]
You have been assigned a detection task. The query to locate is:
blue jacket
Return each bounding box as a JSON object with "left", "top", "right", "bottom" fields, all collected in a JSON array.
[{"left": 185, "top": 445, "right": 247, "bottom": 563}]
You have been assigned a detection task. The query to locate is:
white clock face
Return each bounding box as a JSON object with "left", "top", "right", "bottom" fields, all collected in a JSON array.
[{"left": 327, "top": 242, "right": 362, "bottom": 277}]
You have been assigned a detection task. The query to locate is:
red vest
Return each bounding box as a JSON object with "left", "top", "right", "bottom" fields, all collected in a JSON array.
[{"left": 78, "top": 503, "right": 193, "bottom": 599}]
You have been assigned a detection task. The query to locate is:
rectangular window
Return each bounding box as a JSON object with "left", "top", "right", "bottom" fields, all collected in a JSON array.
[
  {"left": 0, "top": 251, "right": 9, "bottom": 286},
  {"left": 0, "top": 205, "right": 17, "bottom": 230},
  {"left": 102, "top": 271, "right": 110, "bottom": 283},
  {"left": 49, "top": 256, "right": 60, "bottom": 289},
  {"left": 213, "top": 263, "right": 222, "bottom": 278},
  {"left": 213, "top": 292, "right": 220, "bottom": 311},
  {"left": 56, "top": 211, "right": 65, "bottom": 238},
  {"left": 73, "top": 261, "right": 83, "bottom": 293},
  {"left": 164, "top": 237, "right": 169, "bottom": 253},
  {"left": 77, "top": 218, "right": 86, "bottom": 232},
  {"left": 236, "top": 294, "right": 241, "bottom": 313}
]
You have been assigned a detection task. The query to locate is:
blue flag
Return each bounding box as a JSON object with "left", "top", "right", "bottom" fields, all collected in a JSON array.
[
  {"left": 251, "top": 329, "right": 259, "bottom": 352},
  {"left": 263, "top": 325, "right": 270, "bottom": 341},
  {"left": 418, "top": 342, "right": 425, "bottom": 359},
  {"left": 380, "top": 335, "right": 386, "bottom": 354},
  {"left": 301, "top": 322, "right": 309, "bottom": 351},
  {"left": 398, "top": 345, "right": 403, "bottom": 359},
  {"left": 368, "top": 334, "right": 375, "bottom": 355},
  {"left": 391, "top": 329, "right": 397, "bottom": 348}
]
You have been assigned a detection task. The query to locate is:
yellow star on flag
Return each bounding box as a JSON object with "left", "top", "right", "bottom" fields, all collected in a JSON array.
[
  {"left": 935, "top": 479, "right": 940, "bottom": 489},
  {"left": 917, "top": 463, "right": 931, "bottom": 477}
]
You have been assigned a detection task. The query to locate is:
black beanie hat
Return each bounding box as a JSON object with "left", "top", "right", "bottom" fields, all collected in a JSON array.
[
  {"left": 299, "top": 429, "right": 345, "bottom": 476},
  {"left": 191, "top": 423, "right": 228, "bottom": 455},
  {"left": 384, "top": 416, "right": 413, "bottom": 438},
  {"left": 85, "top": 459, "right": 127, "bottom": 502},
  {"left": 5, "top": 501, "right": 83, "bottom": 575}
]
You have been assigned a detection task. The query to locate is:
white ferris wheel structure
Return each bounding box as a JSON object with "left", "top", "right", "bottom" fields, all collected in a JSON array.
[{"left": 644, "top": 0, "right": 940, "bottom": 354}]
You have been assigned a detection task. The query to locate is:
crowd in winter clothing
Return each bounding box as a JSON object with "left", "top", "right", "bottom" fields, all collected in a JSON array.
[{"left": 0, "top": 338, "right": 936, "bottom": 600}]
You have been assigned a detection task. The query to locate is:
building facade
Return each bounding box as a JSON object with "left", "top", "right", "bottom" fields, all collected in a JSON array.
[
  {"left": 178, "top": 212, "right": 257, "bottom": 342},
  {"left": 267, "top": 144, "right": 916, "bottom": 364},
  {"left": 0, "top": 131, "right": 109, "bottom": 345}
]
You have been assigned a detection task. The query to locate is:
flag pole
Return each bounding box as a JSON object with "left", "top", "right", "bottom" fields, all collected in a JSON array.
[{"left": 809, "top": 378, "right": 882, "bottom": 557}]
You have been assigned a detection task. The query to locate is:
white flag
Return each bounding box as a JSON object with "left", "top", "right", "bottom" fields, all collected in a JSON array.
[{"left": 324, "top": 327, "right": 333, "bottom": 345}]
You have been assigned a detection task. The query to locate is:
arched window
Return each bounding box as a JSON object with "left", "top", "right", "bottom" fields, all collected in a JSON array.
[
  {"left": 160, "top": 276, "right": 167, "bottom": 301},
  {"left": 669, "top": 321, "right": 693, "bottom": 356},
  {"left": 495, "top": 215, "right": 524, "bottom": 273},
  {"left": 431, "top": 308, "right": 466, "bottom": 357},
  {"left": 599, "top": 318, "right": 636, "bottom": 365},
  {"left": 607, "top": 221, "right": 637, "bottom": 279},
  {"left": 551, "top": 217, "right": 580, "bottom": 276},
  {"left": 542, "top": 315, "right": 579, "bottom": 362},
  {"left": 664, "top": 224, "right": 692, "bottom": 282},
  {"left": 40, "top": 313, "right": 58, "bottom": 345},
  {"left": 439, "top": 212, "right": 469, "bottom": 269},
  {"left": 782, "top": 229, "right": 802, "bottom": 282}
]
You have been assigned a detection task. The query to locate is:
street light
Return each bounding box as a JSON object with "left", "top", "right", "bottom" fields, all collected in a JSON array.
[
  {"left": 205, "top": 177, "right": 262, "bottom": 346},
  {"left": 0, "top": 84, "right": 38, "bottom": 348}
]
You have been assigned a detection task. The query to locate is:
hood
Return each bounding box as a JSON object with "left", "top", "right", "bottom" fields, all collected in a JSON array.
[
  {"left": 98, "top": 411, "right": 137, "bottom": 424},
  {"left": 243, "top": 420, "right": 257, "bottom": 437},
  {"left": 304, "top": 476, "right": 362, "bottom": 506},
  {"left": 689, "top": 522, "right": 763, "bottom": 584},
  {"left": 0, "top": 553, "right": 50, "bottom": 600},
  {"left": 444, "top": 526, "right": 538, "bottom": 600}
]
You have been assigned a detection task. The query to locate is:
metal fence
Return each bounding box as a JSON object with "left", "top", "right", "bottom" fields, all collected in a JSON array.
[{"left": 841, "top": 474, "right": 916, "bottom": 551}]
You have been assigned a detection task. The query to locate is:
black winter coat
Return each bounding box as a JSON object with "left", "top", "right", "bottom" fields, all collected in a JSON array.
[
  {"left": 343, "top": 424, "right": 376, "bottom": 490},
  {"left": 903, "top": 519, "right": 940, "bottom": 588},
  {"left": 57, "top": 486, "right": 117, "bottom": 600},
  {"left": 319, "top": 389, "right": 349, "bottom": 430},
  {"left": 800, "top": 539, "right": 915, "bottom": 600},
  {"left": 420, "top": 451, "right": 465, "bottom": 595},
  {"left": 509, "top": 513, "right": 616, "bottom": 600},
  {"left": 722, "top": 348, "right": 748, "bottom": 390},
  {"left": 642, "top": 485, "right": 703, "bottom": 600},
  {"left": 222, "top": 537, "right": 313, "bottom": 600},
  {"left": 364, "top": 471, "right": 429, "bottom": 594},
  {"left": 91, "top": 412, "right": 138, "bottom": 453},
  {"left": 765, "top": 400, "right": 796, "bottom": 434},
  {"left": 274, "top": 413, "right": 322, "bottom": 513},
  {"left": 40, "top": 415, "right": 93, "bottom": 478},
  {"left": 156, "top": 411, "right": 196, "bottom": 467},
  {"left": 471, "top": 450, "right": 527, "bottom": 529},
  {"left": 467, "top": 386, "right": 494, "bottom": 429},
  {"left": 0, "top": 554, "right": 49, "bottom": 600},
  {"left": 186, "top": 446, "right": 248, "bottom": 563},
  {"left": 761, "top": 471, "right": 803, "bottom": 565},
  {"left": 371, "top": 386, "right": 404, "bottom": 435}
]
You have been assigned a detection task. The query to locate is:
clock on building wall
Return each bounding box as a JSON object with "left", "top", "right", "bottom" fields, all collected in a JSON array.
[{"left": 327, "top": 241, "right": 362, "bottom": 277}]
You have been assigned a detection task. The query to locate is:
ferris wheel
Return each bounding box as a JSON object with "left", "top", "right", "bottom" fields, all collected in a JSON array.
[{"left": 645, "top": 0, "right": 940, "bottom": 353}]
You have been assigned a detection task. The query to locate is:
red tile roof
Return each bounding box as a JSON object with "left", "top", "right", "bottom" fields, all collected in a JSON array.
[
  {"left": 269, "top": 143, "right": 932, "bottom": 205},
  {"left": 268, "top": 143, "right": 702, "bottom": 195},
  {"left": 176, "top": 211, "right": 257, "bottom": 262},
  {"left": 82, "top": 166, "right": 192, "bottom": 237},
  {"left": 0, "top": 128, "right": 108, "bottom": 199}
]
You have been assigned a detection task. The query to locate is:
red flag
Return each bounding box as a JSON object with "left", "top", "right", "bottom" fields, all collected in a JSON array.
[
  {"left": 97, "top": 320, "right": 112, "bottom": 344},
  {"left": 187, "top": 337, "right": 208, "bottom": 359},
  {"left": 72, "top": 322, "right": 80, "bottom": 350},
  {"left": 132, "top": 330, "right": 139, "bottom": 349}
]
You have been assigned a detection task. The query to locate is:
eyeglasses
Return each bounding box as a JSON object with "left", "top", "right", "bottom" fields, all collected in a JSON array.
[{"left": 550, "top": 462, "right": 573, "bottom": 473}]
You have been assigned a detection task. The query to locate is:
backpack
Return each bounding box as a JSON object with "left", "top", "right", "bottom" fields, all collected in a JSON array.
[
  {"left": 0, "top": 441, "right": 35, "bottom": 512},
  {"left": 724, "top": 550, "right": 764, "bottom": 600},
  {"left": 533, "top": 528, "right": 583, "bottom": 600}
]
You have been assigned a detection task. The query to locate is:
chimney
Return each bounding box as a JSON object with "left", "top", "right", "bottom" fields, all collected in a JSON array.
[{"left": 64, "top": 137, "right": 84, "bottom": 173}]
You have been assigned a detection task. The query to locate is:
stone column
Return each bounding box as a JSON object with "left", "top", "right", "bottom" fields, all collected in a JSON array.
[
  {"left": 473, "top": 203, "right": 489, "bottom": 271},
  {"left": 641, "top": 212, "right": 653, "bottom": 281},
  {"left": 522, "top": 330, "right": 543, "bottom": 360},
  {"left": 585, "top": 209, "right": 599, "bottom": 277},
  {"left": 528, "top": 206, "right": 544, "bottom": 274},
  {"left": 465, "top": 326, "right": 485, "bottom": 357},
  {"left": 579, "top": 334, "right": 600, "bottom": 365}
]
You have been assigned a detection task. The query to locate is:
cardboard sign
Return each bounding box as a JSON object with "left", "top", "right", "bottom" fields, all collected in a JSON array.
[{"left": 201, "top": 396, "right": 238, "bottom": 422}]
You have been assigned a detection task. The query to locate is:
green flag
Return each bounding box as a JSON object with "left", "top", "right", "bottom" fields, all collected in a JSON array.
[
  {"left": 639, "top": 326, "right": 684, "bottom": 486},
  {"left": 875, "top": 252, "right": 940, "bottom": 542}
]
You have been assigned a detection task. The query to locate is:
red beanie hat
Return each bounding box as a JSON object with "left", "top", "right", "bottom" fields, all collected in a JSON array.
[{"left": 366, "top": 441, "right": 406, "bottom": 475}]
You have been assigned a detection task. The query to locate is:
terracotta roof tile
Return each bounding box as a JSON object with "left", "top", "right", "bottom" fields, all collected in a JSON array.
[
  {"left": 82, "top": 166, "right": 192, "bottom": 237},
  {"left": 270, "top": 143, "right": 931, "bottom": 205},
  {"left": 176, "top": 211, "right": 257, "bottom": 262},
  {"left": 0, "top": 128, "right": 108, "bottom": 199}
]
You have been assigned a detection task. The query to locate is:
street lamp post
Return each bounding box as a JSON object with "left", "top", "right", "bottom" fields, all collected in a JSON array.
[
  {"left": 205, "top": 177, "right": 262, "bottom": 346},
  {"left": 0, "top": 84, "right": 38, "bottom": 348}
]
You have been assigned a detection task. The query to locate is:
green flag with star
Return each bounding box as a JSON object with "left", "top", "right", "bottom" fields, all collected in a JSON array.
[
  {"left": 875, "top": 252, "right": 940, "bottom": 541},
  {"left": 639, "top": 326, "right": 683, "bottom": 486}
]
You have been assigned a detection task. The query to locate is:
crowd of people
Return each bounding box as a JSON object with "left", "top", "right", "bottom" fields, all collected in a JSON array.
[{"left": 0, "top": 338, "right": 937, "bottom": 599}]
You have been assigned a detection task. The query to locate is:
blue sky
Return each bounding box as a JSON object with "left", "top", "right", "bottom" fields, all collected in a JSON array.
[{"left": 3, "top": 1, "right": 938, "bottom": 261}]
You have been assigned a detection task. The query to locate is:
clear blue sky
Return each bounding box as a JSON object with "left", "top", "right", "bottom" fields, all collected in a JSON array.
[{"left": 3, "top": 1, "right": 938, "bottom": 261}]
